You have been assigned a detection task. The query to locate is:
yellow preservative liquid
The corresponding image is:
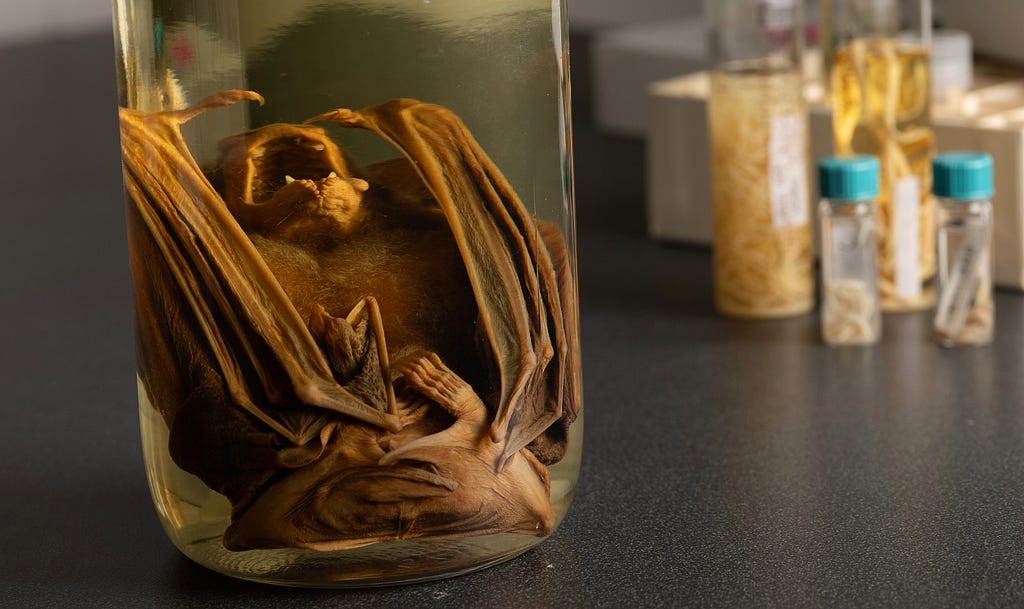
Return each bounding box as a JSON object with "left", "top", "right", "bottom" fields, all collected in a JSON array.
[{"left": 832, "top": 38, "right": 936, "bottom": 311}]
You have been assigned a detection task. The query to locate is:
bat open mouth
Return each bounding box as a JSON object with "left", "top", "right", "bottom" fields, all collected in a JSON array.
[
  {"left": 249, "top": 134, "right": 340, "bottom": 204},
  {"left": 218, "top": 123, "right": 357, "bottom": 213}
]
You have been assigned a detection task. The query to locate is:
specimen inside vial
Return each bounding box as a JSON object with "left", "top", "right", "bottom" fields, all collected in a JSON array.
[{"left": 822, "top": 279, "right": 880, "bottom": 345}]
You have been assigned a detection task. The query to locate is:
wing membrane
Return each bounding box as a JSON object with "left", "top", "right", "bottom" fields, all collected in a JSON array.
[
  {"left": 120, "top": 90, "right": 396, "bottom": 445},
  {"left": 311, "top": 99, "right": 577, "bottom": 461}
]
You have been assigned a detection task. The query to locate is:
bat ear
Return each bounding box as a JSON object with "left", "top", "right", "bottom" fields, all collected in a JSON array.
[{"left": 166, "top": 89, "right": 264, "bottom": 125}]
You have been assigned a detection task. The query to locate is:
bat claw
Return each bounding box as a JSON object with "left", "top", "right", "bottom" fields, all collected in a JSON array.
[
  {"left": 306, "top": 108, "right": 360, "bottom": 126},
  {"left": 170, "top": 90, "right": 264, "bottom": 124}
]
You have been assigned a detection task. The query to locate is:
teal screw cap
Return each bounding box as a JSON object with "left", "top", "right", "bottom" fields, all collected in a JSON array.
[
  {"left": 933, "top": 152, "right": 994, "bottom": 200},
  {"left": 818, "top": 155, "right": 880, "bottom": 202}
]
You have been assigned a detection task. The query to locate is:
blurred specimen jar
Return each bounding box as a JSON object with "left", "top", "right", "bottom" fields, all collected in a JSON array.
[
  {"left": 933, "top": 152, "right": 995, "bottom": 348},
  {"left": 705, "top": 0, "right": 814, "bottom": 319},
  {"left": 113, "top": 0, "right": 582, "bottom": 587},
  {"left": 830, "top": 0, "right": 936, "bottom": 312},
  {"left": 818, "top": 156, "right": 882, "bottom": 346}
]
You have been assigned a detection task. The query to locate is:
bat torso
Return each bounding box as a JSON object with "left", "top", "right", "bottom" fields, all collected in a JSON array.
[{"left": 247, "top": 191, "right": 486, "bottom": 391}]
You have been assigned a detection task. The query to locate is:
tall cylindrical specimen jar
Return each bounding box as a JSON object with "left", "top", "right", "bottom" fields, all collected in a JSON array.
[
  {"left": 933, "top": 152, "right": 994, "bottom": 348},
  {"left": 706, "top": 0, "right": 814, "bottom": 319},
  {"left": 818, "top": 156, "right": 882, "bottom": 346},
  {"left": 112, "top": 0, "right": 583, "bottom": 586},
  {"left": 831, "top": 0, "right": 936, "bottom": 312}
]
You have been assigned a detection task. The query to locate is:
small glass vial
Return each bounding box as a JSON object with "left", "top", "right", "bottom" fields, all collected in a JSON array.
[
  {"left": 818, "top": 155, "right": 882, "bottom": 346},
  {"left": 933, "top": 152, "right": 995, "bottom": 347}
]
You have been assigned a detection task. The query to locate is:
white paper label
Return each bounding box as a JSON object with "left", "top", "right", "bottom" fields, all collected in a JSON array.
[
  {"left": 893, "top": 177, "right": 922, "bottom": 299},
  {"left": 769, "top": 114, "right": 809, "bottom": 229}
]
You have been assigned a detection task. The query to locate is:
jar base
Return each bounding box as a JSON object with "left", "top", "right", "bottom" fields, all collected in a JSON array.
[
  {"left": 879, "top": 287, "right": 936, "bottom": 313},
  {"left": 715, "top": 300, "right": 814, "bottom": 320},
  {"left": 174, "top": 528, "right": 555, "bottom": 588}
]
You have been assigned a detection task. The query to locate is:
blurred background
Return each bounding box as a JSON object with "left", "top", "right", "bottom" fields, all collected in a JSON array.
[
  {"left": 3, "top": 0, "right": 1018, "bottom": 391},
  {"left": 4, "top": 2, "right": 1024, "bottom": 604},
  {"left": 4, "top": 0, "right": 1023, "bottom": 379},
  {"left": 3, "top": 0, "right": 1020, "bottom": 340},
  {"left": 0, "top": 0, "right": 702, "bottom": 42}
]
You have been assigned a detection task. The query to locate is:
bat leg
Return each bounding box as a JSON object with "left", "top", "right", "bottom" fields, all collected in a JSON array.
[
  {"left": 344, "top": 296, "right": 398, "bottom": 417},
  {"left": 378, "top": 352, "right": 489, "bottom": 467},
  {"left": 307, "top": 296, "right": 398, "bottom": 418}
]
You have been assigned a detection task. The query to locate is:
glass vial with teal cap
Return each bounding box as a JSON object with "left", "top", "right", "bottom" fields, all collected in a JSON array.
[
  {"left": 933, "top": 152, "right": 994, "bottom": 347},
  {"left": 818, "top": 155, "right": 882, "bottom": 346}
]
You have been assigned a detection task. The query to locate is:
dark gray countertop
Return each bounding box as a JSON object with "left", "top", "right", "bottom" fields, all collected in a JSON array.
[{"left": 3, "top": 32, "right": 1024, "bottom": 609}]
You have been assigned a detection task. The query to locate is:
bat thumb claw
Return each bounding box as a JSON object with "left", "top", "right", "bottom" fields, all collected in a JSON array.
[
  {"left": 170, "top": 90, "right": 265, "bottom": 124},
  {"left": 306, "top": 108, "right": 361, "bottom": 126}
]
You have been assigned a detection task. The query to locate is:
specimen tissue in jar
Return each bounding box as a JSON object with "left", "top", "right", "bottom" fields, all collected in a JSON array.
[{"left": 119, "top": 90, "right": 581, "bottom": 551}]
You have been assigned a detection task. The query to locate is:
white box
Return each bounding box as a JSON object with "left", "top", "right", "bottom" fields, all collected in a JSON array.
[
  {"left": 944, "top": 0, "right": 1024, "bottom": 66},
  {"left": 591, "top": 17, "right": 709, "bottom": 136},
  {"left": 569, "top": 0, "right": 699, "bottom": 32},
  {"left": 647, "top": 69, "right": 1024, "bottom": 289}
]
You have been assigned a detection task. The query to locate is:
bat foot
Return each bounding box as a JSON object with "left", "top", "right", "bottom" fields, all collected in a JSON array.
[
  {"left": 394, "top": 352, "right": 486, "bottom": 424},
  {"left": 378, "top": 352, "right": 489, "bottom": 467}
]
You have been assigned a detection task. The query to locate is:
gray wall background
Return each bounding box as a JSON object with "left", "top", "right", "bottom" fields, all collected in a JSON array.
[
  {"left": 0, "top": 0, "right": 704, "bottom": 43},
  {"left": 0, "top": 0, "right": 111, "bottom": 42}
]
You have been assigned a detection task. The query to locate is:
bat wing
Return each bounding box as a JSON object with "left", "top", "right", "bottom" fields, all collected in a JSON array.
[
  {"left": 310, "top": 99, "right": 579, "bottom": 464},
  {"left": 120, "top": 90, "right": 398, "bottom": 446}
]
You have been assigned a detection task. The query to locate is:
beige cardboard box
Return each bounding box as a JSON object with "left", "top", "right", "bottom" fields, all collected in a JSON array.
[{"left": 647, "top": 70, "right": 1024, "bottom": 289}]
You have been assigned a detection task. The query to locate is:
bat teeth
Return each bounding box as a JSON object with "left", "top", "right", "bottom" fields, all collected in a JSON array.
[
  {"left": 327, "top": 171, "right": 338, "bottom": 179},
  {"left": 285, "top": 175, "right": 296, "bottom": 184},
  {"left": 312, "top": 143, "right": 326, "bottom": 152}
]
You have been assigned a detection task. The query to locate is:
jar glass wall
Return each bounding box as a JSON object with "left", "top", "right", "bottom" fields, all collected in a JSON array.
[
  {"left": 935, "top": 198, "right": 994, "bottom": 347},
  {"left": 114, "top": 0, "right": 582, "bottom": 587},
  {"left": 819, "top": 200, "right": 881, "bottom": 345}
]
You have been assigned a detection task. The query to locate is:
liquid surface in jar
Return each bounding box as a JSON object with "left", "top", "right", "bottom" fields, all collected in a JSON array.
[{"left": 832, "top": 39, "right": 936, "bottom": 311}]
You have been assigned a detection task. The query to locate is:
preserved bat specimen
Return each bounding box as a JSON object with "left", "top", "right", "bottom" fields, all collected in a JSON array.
[{"left": 119, "top": 90, "right": 581, "bottom": 551}]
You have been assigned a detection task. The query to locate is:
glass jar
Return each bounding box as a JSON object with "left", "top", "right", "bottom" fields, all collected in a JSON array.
[
  {"left": 933, "top": 152, "right": 994, "bottom": 348},
  {"left": 113, "top": 0, "right": 583, "bottom": 586},
  {"left": 818, "top": 156, "right": 882, "bottom": 346},
  {"left": 705, "top": 0, "right": 814, "bottom": 319},
  {"left": 830, "top": 0, "right": 936, "bottom": 312}
]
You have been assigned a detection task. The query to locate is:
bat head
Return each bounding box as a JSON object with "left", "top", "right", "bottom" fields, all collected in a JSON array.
[{"left": 216, "top": 123, "right": 369, "bottom": 237}]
